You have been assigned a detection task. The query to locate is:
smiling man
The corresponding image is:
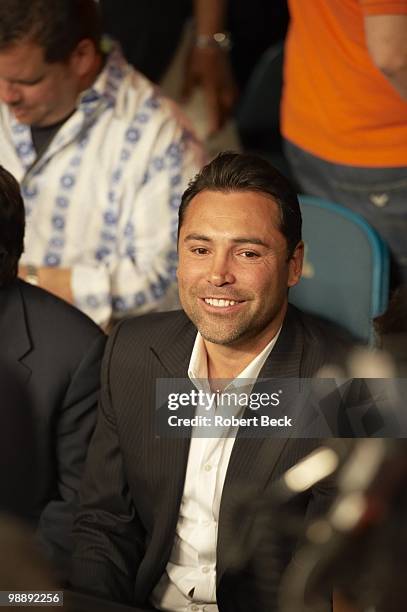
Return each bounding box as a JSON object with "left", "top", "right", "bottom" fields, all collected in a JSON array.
[
  {"left": 176, "top": 186, "right": 303, "bottom": 383},
  {"left": 72, "top": 153, "right": 357, "bottom": 611}
]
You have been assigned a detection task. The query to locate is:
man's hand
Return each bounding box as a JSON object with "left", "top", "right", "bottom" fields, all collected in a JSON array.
[
  {"left": 365, "top": 14, "right": 407, "bottom": 100},
  {"left": 333, "top": 591, "right": 360, "bottom": 612},
  {"left": 182, "top": 0, "right": 238, "bottom": 135},
  {"left": 182, "top": 44, "right": 238, "bottom": 134},
  {"left": 19, "top": 265, "right": 73, "bottom": 304}
]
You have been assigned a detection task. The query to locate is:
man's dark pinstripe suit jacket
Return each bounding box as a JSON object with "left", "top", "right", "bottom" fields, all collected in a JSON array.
[{"left": 72, "top": 304, "right": 355, "bottom": 611}]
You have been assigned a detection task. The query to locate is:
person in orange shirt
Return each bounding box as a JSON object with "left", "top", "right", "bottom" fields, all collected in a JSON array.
[{"left": 281, "top": 0, "right": 407, "bottom": 286}]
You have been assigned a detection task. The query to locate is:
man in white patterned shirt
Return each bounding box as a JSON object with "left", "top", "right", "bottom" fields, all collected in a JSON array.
[{"left": 0, "top": 0, "right": 204, "bottom": 326}]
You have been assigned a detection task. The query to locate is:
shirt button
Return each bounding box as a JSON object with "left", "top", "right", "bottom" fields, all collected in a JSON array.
[
  {"left": 191, "top": 605, "right": 200, "bottom": 611},
  {"left": 204, "top": 464, "right": 212, "bottom": 472},
  {"left": 202, "top": 566, "right": 210, "bottom": 574}
]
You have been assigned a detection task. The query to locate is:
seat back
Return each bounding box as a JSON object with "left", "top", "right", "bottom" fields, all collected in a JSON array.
[{"left": 289, "top": 196, "right": 390, "bottom": 344}]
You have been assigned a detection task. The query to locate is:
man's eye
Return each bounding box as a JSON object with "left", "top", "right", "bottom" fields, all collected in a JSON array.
[
  {"left": 239, "top": 251, "right": 259, "bottom": 258},
  {"left": 18, "top": 76, "right": 44, "bottom": 86},
  {"left": 191, "top": 247, "right": 208, "bottom": 255}
]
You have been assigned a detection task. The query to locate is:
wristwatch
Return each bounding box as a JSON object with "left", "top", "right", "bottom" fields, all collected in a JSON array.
[
  {"left": 195, "top": 32, "right": 232, "bottom": 52},
  {"left": 25, "top": 264, "right": 40, "bottom": 286}
]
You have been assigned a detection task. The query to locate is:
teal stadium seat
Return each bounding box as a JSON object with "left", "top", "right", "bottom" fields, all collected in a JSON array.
[{"left": 289, "top": 196, "right": 390, "bottom": 344}]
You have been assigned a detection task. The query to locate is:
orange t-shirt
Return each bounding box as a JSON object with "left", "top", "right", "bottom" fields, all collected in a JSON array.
[{"left": 281, "top": 0, "right": 407, "bottom": 167}]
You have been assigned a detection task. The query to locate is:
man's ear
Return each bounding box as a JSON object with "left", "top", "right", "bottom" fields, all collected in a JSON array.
[
  {"left": 287, "top": 240, "right": 304, "bottom": 288},
  {"left": 69, "top": 39, "right": 98, "bottom": 78}
]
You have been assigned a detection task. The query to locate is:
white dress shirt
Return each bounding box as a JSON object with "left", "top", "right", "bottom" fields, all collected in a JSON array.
[{"left": 151, "top": 329, "right": 281, "bottom": 612}]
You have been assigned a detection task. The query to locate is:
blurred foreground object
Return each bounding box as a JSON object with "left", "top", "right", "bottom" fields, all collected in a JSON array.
[
  {"left": 374, "top": 284, "right": 407, "bottom": 375},
  {"left": 223, "top": 438, "right": 407, "bottom": 611},
  {"left": 281, "top": 439, "right": 407, "bottom": 612}
]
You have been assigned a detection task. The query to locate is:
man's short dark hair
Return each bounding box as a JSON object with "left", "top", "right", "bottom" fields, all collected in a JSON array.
[
  {"left": 0, "top": 0, "right": 102, "bottom": 63},
  {"left": 0, "top": 166, "right": 25, "bottom": 287},
  {"left": 178, "top": 152, "right": 302, "bottom": 257}
]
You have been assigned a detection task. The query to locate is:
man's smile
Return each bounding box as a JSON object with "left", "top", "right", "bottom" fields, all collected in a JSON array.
[
  {"left": 204, "top": 297, "right": 240, "bottom": 307},
  {"left": 199, "top": 296, "right": 246, "bottom": 313}
]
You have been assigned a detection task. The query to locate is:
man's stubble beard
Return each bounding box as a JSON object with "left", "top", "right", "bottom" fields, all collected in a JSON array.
[
  {"left": 182, "top": 295, "right": 275, "bottom": 347},
  {"left": 191, "top": 311, "right": 248, "bottom": 345}
]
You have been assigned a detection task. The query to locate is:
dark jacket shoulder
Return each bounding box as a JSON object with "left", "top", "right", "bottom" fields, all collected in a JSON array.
[
  {"left": 290, "top": 304, "right": 359, "bottom": 372},
  {"left": 108, "top": 310, "right": 192, "bottom": 353},
  {"left": 18, "top": 279, "right": 104, "bottom": 353},
  {"left": 113, "top": 309, "right": 190, "bottom": 339}
]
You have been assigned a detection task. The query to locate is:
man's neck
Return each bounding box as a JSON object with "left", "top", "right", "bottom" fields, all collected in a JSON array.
[{"left": 206, "top": 345, "right": 256, "bottom": 384}]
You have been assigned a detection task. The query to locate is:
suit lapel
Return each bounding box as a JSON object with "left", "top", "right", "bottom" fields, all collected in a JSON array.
[
  {"left": 217, "top": 305, "right": 305, "bottom": 583},
  {"left": 142, "top": 314, "right": 197, "bottom": 591},
  {"left": 150, "top": 313, "right": 197, "bottom": 379},
  {"left": 148, "top": 312, "right": 196, "bottom": 531},
  {"left": 0, "top": 281, "right": 32, "bottom": 384},
  {"left": 257, "top": 304, "right": 304, "bottom": 380}
]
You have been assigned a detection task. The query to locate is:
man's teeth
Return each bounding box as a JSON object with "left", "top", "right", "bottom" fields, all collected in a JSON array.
[{"left": 204, "top": 298, "right": 239, "bottom": 308}]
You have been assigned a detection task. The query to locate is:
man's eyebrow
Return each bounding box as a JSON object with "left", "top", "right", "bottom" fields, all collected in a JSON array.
[
  {"left": 183, "top": 233, "right": 270, "bottom": 247},
  {"left": 183, "top": 233, "right": 211, "bottom": 242},
  {"left": 232, "top": 237, "right": 270, "bottom": 247}
]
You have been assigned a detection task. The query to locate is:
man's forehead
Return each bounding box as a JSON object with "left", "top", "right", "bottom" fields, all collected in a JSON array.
[
  {"left": 179, "top": 190, "right": 288, "bottom": 251},
  {"left": 0, "top": 38, "right": 46, "bottom": 67},
  {"left": 183, "top": 189, "right": 282, "bottom": 227},
  {"left": 0, "top": 41, "right": 54, "bottom": 86},
  {"left": 189, "top": 188, "right": 279, "bottom": 208}
]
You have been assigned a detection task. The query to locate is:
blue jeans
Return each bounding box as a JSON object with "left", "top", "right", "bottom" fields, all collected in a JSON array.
[{"left": 284, "top": 139, "right": 407, "bottom": 285}]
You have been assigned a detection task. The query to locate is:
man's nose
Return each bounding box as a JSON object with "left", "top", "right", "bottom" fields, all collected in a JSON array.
[
  {"left": 207, "top": 252, "right": 235, "bottom": 286},
  {"left": 0, "top": 80, "right": 21, "bottom": 105}
]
